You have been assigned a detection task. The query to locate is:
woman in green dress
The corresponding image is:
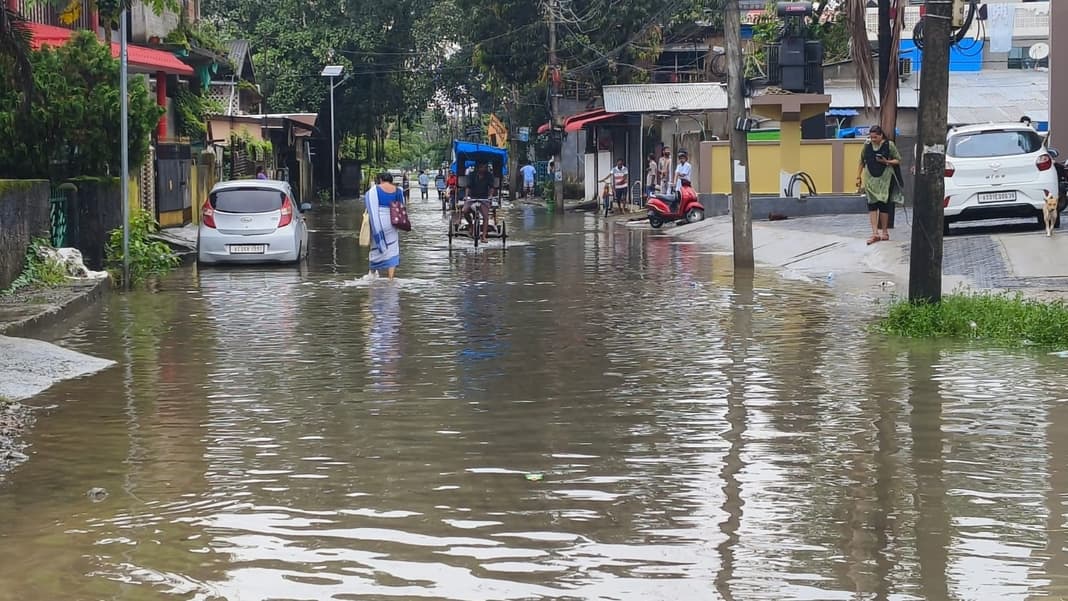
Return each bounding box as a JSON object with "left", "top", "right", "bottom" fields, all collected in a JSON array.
[{"left": 855, "top": 125, "right": 903, "bottom": 245}]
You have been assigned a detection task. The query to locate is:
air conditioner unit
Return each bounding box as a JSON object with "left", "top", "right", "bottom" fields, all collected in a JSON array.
[{"left": 899, "top": 57, "right": 913, "bottom": 81}]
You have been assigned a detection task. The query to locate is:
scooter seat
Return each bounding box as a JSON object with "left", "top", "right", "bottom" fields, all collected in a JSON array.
[{"left": 652, "top": 194, "right": 676, "bottom": 203}]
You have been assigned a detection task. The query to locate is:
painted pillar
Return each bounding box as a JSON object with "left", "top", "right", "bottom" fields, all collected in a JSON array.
[
  {"left": 156, "top": 71, "right": 167, "bottom": 140},
  {"left": 779, "top": 120, "right": 802, "bottom": 181},
  {"left": 1051, "top": 1, "right": 1068, "bottom": 149}
]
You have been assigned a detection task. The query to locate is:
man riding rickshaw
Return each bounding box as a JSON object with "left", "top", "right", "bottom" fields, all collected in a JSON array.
[{"left": 447, "top": 141, "right": 508, "bottom": 248}]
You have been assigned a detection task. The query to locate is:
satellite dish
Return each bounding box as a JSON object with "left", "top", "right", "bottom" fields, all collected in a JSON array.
[{"left": 1029, "top": 42, "right": 1051, "bottom": 61}]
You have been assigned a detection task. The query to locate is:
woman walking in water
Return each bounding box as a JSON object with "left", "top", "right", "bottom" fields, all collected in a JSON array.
[
  {"left": 365, "top": 172, "right": 406, "bottom": 280},
  {"left": 856, "top": 125, "right": 902, "bottom": 245}
]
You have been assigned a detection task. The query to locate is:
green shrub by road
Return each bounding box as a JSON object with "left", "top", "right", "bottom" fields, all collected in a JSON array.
[
  {"left": 2, "top": 239, "right": 68, "bottom": 295},
  {"left": 878, "top": 293, "right": 1068, "bottom": 346}
]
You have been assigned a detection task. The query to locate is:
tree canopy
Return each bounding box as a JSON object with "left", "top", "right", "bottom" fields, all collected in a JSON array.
[{"left": 0, "top": 31, "right": 162, "bottom": 178}]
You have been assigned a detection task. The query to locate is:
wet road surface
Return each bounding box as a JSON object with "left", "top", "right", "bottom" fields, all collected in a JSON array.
[{"left": 1, "top": 199, "right": 1067, "bottom": 600}]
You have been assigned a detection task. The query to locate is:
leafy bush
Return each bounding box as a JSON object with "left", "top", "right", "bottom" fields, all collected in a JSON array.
[
  {"left": 2, "top": 239, "right": 68, "bottom": 295},
  {"left": 877, "top": 292, "right": 1068, "bottom": 347},
  {"left": 173, "top": 88, "right": 223, "bottom": 139},
  {"left": 105, "top": 211, "right": 181, "bottom": 285},
  {"left": 0, "top": 31, "right": 163, "bottom": 179}
]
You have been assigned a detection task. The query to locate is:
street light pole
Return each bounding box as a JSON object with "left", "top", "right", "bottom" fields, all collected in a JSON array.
[
  {"left": 330, "top": 75, "right": 336, "bottom": 209},
  {"left": 321, "top": 65, "right": 345, "bottom": 214},
  {"left": 119, "top": 6, "right": 130, "bottom": 288}
]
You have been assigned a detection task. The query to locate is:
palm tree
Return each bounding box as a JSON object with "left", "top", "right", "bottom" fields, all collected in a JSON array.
[
  {"left": 0, "top": 5, "right": 34, "bottom": 110},
  {"left": 844, "top": 0, "right": 877, "bottom": 110}
]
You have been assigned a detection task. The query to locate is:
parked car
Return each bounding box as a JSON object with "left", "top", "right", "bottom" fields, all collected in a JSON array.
[
  {"left": 943, "top": 123, "right": 1062, "bottom": 234},
  {"left": 197, "top": 180, "right": 311, "bottom": 265}
]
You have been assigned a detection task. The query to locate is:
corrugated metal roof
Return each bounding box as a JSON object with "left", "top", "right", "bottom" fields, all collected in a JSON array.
[
  {"left": 227, "top": 40, "right": 252, "bottom": 78},
  {"left": 602, "top": 83, "right": 728, "bottom": 113},
  {"left": 825, "top": 70, "right": 1047, "bottom": 125}
]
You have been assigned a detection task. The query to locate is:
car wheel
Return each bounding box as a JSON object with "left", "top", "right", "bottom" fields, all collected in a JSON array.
[{"left": 1038, "top": 213, "right": 1048, "bottom": 230}]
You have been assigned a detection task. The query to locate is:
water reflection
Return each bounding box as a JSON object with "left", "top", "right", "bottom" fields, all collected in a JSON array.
[
  {"left": 0, "top": 202, "right": 1067, "bottom": 600},
  {"left": 364, "top": 282, "right": 403, "bottom": 393}
]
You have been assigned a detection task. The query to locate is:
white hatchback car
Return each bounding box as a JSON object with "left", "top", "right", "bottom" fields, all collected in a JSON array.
[
  {"left": 944, "top": 123, "right": 1062, "bottom": 234},
  {"left": 197, "top": 180, "right": 311, "bottom": 264}
]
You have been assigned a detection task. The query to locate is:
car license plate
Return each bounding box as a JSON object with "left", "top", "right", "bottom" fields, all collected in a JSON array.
[
  {"left": 977, "top": 191, "right": 1016, "bottom": 203},
  {"left": 229, "top": 244, "right": 265, "bottom": 254}
]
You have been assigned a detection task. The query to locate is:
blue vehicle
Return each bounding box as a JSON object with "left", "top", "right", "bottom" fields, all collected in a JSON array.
[{"left": 448, "top": 141, "right": 509, "bottom": 249}]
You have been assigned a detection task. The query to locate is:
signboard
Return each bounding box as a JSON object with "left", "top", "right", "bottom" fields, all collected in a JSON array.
[
  {"left": 518, "top": 127, "right": 530, "bottom": 142},
  {"left": 737, "top": 0, "right": 766, "bottom": 9}
]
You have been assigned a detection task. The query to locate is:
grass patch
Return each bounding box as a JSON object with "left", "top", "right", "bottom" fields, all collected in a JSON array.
[
  {"left": 2, "top": 238, "right": 68, "bottom": 296},
  {"left": 877, "top": 292, "right": 1068, "bottom": 347}
]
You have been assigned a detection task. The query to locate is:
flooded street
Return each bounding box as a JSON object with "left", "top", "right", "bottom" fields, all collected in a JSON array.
[{"left": 1, "top": 200, "right": 1067, "bottom": 600}]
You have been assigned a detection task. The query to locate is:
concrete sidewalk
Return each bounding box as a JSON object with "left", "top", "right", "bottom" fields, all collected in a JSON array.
[{"left": 652, "top": 213, "right": 1068, "bottom": 300}]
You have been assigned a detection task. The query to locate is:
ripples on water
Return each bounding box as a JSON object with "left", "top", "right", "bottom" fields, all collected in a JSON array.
[{"left": 0, "top": 204, "right": 1066, "bottom": 600}]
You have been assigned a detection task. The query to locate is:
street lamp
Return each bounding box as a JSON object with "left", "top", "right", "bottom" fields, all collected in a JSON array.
[
  {"left": 119, "top": 7, "right": 130, "bottom": 288},
  {"left": 321, "top": 65, "right": 344, "bottom": 207}
]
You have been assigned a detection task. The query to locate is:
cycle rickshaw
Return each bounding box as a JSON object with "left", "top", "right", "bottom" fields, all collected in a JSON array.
[{"left": 447, "top": 140, "right": 509, "bottom": 249}]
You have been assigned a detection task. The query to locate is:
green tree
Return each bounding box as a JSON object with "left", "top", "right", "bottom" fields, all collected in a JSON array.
[
  {"left": 0, "top": 31, "right": 163, "bottom": 178},
  {"left": 0, "top": 6, "right": 33, "bottom": 107}
]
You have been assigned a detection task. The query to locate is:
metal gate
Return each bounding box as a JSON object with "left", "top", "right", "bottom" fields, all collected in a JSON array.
[{"left": 156, "top": 143, "right": 192, "bottom": 221}]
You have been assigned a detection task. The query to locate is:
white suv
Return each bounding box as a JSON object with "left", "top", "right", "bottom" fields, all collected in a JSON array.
[{"left": 943, "top": 123, "right": 1062, "bottom": 234}]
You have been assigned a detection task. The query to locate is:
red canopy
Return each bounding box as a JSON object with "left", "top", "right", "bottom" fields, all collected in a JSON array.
[
  {"left": 565, "top": 110, "right": 627, "bottom": 132},
  {"left": 28, "top": 22, "right": 194, "bottom": 76},
  {"left": 537, "top": 109, "right": 624, "bottom": 135}
]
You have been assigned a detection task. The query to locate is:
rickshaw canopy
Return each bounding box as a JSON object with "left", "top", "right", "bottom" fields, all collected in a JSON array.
[{"left": 451, "top": 140, "right": 508, "bottom": 175}]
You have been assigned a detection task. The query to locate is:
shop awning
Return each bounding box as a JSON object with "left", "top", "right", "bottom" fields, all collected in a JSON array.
[
  {"left": 28, "top": 22, "right": 194, "bottom": 76},
  {"left": 565, "top": 110, "right": 627, "bottom": 132},
  {"left": 536, "top": 109, "right": 624, "bottom": 135}
]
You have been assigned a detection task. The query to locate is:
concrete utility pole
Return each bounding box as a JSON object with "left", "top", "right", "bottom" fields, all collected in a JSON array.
[
  {"left": 908, "top": 0, "right": 952, "bottom": 304},
  {"left": 547, "top": 0, "right": 564, "bottom": 214},
  {"left": 724, "top": 0, "right": 754, "bottom": 269}
]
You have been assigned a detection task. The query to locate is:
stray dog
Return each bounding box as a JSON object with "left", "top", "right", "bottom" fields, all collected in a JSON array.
[{"left": 1045, "top": 193, "right": 1059, "bottom": 237}]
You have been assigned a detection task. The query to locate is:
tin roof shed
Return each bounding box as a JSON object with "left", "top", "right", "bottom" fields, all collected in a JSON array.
[{"left": 602, "top": 83, "right": 729, "bottom": 114}]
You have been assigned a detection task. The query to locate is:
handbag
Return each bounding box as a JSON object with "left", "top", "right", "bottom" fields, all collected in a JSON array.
[
  {"left": 390, "top": 200, "right": 411, "bottom": 231},
  {"left": 359, "top": 210, "right": 371, "bottom": 247}
]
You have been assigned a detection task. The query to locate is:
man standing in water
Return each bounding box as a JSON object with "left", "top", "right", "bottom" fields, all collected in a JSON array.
[{"left": 418, "top": 170, "right": 430, "bottom": 201}]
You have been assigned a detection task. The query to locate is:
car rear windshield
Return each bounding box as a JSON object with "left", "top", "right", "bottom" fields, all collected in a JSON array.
[
  {"left": 948, "top": 130, "right": 1045, "bottom": 158},
  {"left": 210, "top": 188, "right": 284, "bottom": 213}
]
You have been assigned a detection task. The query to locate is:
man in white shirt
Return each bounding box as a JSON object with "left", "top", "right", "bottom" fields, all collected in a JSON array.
[
  {"left": 601, "top": 158, "right": 629, "bottom": 214},
  {"left": 673, "top": 151, "right": 692, "bottom": 193},
  {"left": 520, "top": 161, "right": 537, "bottom": 198}
]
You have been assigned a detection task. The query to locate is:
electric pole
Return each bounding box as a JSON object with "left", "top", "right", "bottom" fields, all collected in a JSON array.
[
  {"left": 548, "top": 0, "right": 564, "bottom": 213},
  {"left": 724, "top": 0, "right": 753, "bottom": 269},
  {"left": 908, "top": 0, "right": 952, "bottom": 303}
]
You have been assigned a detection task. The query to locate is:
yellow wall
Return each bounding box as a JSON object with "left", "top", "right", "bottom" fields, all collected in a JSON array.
[
  {"left": 840, "top": 142, "right": 864, "bottom": 193},
  {"left": 702, "top": 139, "right": 866, "bottom": 195},
  {"left": 128, "top": 176, "right": 140, "bottom": 215}
]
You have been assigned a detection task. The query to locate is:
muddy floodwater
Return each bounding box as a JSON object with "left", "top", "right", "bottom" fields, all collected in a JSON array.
[{"left": 1, "top": 201, "right": 1066, "bottom": 600}]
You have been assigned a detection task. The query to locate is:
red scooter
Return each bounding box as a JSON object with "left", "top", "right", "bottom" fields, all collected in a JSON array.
[{"left": 646, "top": 180, "right": 705, "bottom": 228}]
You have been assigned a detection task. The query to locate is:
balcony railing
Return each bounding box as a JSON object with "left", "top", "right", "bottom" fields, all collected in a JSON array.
[{"left": 12, "top": 0, "right": 95, "bottom": 31}]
